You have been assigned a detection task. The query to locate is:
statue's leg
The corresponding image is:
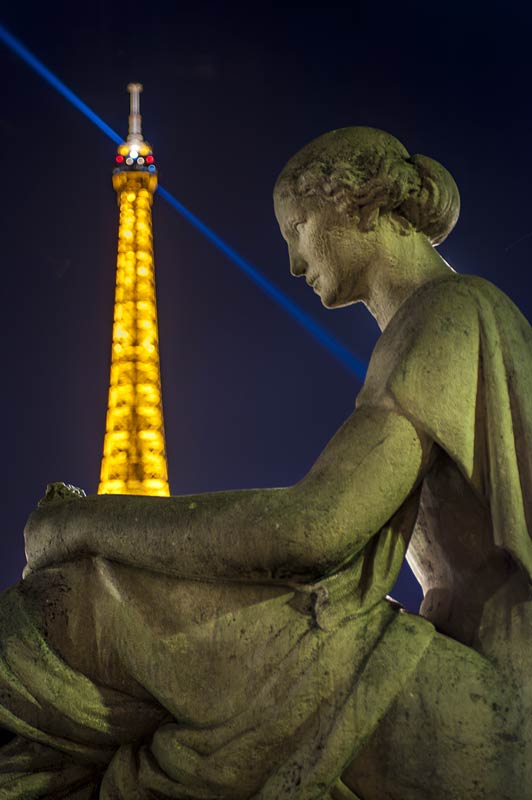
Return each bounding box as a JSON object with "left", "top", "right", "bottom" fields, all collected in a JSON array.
[
  {"left": 341, "top": 627, "right": 525, "bottom": 800},
  {"left": 0, "top": 569, "right": 170, "bottom": 798},
  {"left": 2, "top": 558, "right": 308, "bottom": 799}
]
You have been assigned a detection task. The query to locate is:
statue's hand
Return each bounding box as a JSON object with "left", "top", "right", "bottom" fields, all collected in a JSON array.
[
  {"left": 38, "top": 482, "right": 87, "bottom": 507},
  {"left": 24, "top": 483, "right": 89, "bottom": 578}
]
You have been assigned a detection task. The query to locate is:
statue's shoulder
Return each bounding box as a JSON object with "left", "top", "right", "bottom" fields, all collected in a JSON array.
[
  {"left": 401, "top": 273, "right": 495, "bottom": 315},
  {"left": 362, "top": 273, "right": 530, "bottom": 403},
  {"left": 406, "top": 273, "right": 527, "bottom": 317},
  {"left": 388, "top": 273, "right": 529, "bottom": 342},
  {"left": 377, "top": 275, "right": 479, "bottom": 358},
  {"left": 361, "top": 275, "right": 490, "bottom": 406}
]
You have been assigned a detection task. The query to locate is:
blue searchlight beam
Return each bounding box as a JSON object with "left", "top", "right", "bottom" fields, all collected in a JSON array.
[{"left": 0, "top": 23, "right": 367, "bottom": 380}]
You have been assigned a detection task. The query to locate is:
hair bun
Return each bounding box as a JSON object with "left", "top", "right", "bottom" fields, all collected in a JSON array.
[{"left": 400, "top": 154, "right": 460, "bottom": 245}]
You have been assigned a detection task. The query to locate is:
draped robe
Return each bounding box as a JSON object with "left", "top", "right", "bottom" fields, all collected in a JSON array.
[{"left": 0, "top": 274, "right": 530, "bottom": 798}]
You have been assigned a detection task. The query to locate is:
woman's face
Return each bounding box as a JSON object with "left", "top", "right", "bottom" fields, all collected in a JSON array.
[{"left": 274, "top": 191, "right": 374, "bottom": 308}]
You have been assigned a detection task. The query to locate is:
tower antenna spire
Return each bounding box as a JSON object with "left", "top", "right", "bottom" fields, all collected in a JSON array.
[{"left": 127, "top": 82, "right": 143, "bottom": 141}]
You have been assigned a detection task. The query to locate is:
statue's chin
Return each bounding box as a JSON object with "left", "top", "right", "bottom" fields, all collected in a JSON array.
[
  {"left": 319, "top": 287, "right": 338, "bottom": 308},
  {"left": 315, "top": 279, "right": 358, "bottom": 309},
  {"left": 321, "top": 296, "right": 337, "bottom": 309},
  {"left": 321, "top": 291, "right": 356, "bottom": 310}
]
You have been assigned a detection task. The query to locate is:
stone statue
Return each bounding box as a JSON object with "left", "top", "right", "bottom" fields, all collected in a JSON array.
[{"left": 0, "top": 127, "right": 530, "bottom": 799}]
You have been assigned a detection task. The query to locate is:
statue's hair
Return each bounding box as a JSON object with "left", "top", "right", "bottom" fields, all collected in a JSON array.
[{"left": 274, "top": 127, "right": 460, "bottom": 246}]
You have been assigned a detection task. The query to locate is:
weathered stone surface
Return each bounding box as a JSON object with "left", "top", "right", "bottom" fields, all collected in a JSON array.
[{"left": 0, "top": 127, "right": 530, "bottom": 798}]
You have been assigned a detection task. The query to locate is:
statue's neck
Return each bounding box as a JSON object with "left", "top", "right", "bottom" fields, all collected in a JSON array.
[{"left": 364, "top": 241, "right": 455, "bottom": 332}]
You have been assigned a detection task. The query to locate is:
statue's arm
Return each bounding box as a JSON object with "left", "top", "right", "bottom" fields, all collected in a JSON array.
[{"left": 24, "top": 407, "right": 432, "bottom": 582}]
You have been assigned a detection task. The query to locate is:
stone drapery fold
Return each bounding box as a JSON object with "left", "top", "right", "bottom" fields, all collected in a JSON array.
[
  {"left": 0, "top": 520, "right": 433, "bottom": 798},
  {"left": 358, "top": 274, "right": 532, "bottom": 582}
]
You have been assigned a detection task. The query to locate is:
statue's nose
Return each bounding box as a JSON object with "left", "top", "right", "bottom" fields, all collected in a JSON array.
[{"left": 290, "top": 255, "right": 308, "bottom": 277}]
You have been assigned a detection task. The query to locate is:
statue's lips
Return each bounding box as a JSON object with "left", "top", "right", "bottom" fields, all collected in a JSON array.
[{"left": 306, "top": 274, "right": 319, "bottom": 288}]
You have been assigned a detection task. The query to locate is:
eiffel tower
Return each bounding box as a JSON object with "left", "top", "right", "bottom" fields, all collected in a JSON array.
[{"left": 98, "top": 84, "right": 170, "bottom": 496}]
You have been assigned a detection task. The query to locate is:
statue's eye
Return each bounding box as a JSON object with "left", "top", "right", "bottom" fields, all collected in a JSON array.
[{"left": 293, "top": 220, "right": 306, "bottom": 233}]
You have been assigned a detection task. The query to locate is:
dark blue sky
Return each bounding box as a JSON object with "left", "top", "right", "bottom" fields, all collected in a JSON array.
[{"left": 2, "top": 2, "right": 531, "bottom": 609}]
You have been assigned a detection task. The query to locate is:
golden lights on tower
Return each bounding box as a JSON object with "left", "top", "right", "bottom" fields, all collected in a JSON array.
[{"left": 98, "top": 84, "right": 170, "bottom": 496}]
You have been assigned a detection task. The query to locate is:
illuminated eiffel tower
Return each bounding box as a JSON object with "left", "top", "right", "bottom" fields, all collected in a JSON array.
[{"left": 98, "top": 84, "right": 170, "bottom": 496}]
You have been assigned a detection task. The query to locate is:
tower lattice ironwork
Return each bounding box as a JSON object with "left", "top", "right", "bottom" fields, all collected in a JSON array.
[{"left": 98, "top": 84, "right": 170, "bottom": 496}]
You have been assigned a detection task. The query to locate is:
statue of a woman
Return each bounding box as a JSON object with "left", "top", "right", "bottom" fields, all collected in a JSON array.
[{"left": 1, "top": 127, "right": 530, "bottom": 799}]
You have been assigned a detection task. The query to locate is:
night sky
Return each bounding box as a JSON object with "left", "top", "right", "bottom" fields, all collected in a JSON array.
[{"left": 2, "top": 3, "right": 531, "bottom": 610}]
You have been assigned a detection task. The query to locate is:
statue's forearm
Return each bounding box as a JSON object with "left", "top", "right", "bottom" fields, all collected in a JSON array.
[
  {"left": 96, "top": 486, "right": 309, "bottom": 581},
  {"left": 24, "top": 408, "right": 429, "bottom": 582},
  {"left": 25, "top": 484, "right": 353, "bottom": 582}
]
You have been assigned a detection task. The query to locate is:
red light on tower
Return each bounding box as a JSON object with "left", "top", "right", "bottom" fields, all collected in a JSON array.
[
  {"left": 146, "top": 155, "right": 154, "bottom": 164},
  {"left": 116, "top": 155, "right": 125, "bottom": 163}
]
